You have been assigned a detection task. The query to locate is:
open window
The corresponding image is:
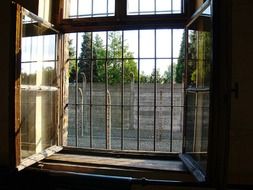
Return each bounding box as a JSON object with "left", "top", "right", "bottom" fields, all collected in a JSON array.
[
  {"left": 180, "top": 0, "right": 212, "bottom": 182},
  {"left": 13, "top": 0, "right": 214, "bottom": 183},
  {"left": 14, "top": 3, "right": 62, "bottom": 170}
]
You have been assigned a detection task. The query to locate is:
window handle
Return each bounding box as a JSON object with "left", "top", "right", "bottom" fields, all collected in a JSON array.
[{"left": 231, "top": 82, "right": 239, "bottom": 99}]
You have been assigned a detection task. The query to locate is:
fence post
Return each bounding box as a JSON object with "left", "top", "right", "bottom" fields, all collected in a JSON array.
[
  {"left": 107, "top": 90, "right": 111, "bottom": 149},
  {"left": 80, "top": 72, "right": 87, "bottom": 136},
  {"left": 158, "top": 90, "right": 163, "bottom": 141},
  {"left": 129, "top": 72, "right": 135, "bottom": 130}
]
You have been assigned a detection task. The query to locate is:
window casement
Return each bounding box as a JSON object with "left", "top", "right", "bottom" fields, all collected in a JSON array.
[
  {"left": 14, "top": 4, "right": 62, "bottom": 170},
  {"left": 13, "top": 0, "right": 213, "bottom": 183}
]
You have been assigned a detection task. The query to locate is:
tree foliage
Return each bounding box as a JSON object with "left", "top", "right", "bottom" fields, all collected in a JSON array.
[
  {"left": 68, "top": 32, "right": 138, "bottom": 84},
  {"left": 175, "top": 30, "right": 211, "bottom": 85}
]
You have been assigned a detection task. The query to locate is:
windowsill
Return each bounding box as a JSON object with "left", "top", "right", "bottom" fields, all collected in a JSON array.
[{"left": 27, "top": 147, "right": 196, "bottom": 182}]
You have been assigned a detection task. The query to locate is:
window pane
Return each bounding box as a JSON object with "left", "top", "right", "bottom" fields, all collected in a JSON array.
[
  {"left": 140, "top": 0, "right": 154, "bottom": 14},
  {"left": 20, "top": 14, "right": 58, "bottom": 159},
  {"left": 64, "top": 0, "right": 115, "bottom": 18},
  {"left": 156, "top": 29, "right": 172, "bottom": 58},
  {"left": 155, "top": 106, "right": 171, "bottom": 152},
  {"left": 173, "top": 29, "right": 184, "bottom": 58},
  {"left": 156, "top": 0, "right": 171, "bottom": 14},
  {"left": 140, "top": 30, "right": 155, "bottom": 58},
  {"left": 127, "top": 0, "right": 183, "bottom": 15},
  {"left": 172, "top": 0, "right": 182, "bottom": 13},
  {"left": 127, "top": 0, "right": 138, "bottom": 15},
  {"left": 124, "top": 31, "right": 138, "bottom": 58},
  {"left": 78, "top": 0, "right": 92, "bottom": 18}
]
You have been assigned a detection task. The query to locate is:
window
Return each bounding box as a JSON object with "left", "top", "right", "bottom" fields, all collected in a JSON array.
[
  {"left": 64, "top": 0, "right": 115, "bottom": 18},
  {"left": 14, "top": 5, "right": 62, "bottom": 170},
  {"left": 66, "top": 29, "right": 184, "bottom": 152},
  {"left": 13, "top": 0, "right": 213, "bottom": 182},
  {"left": 127, "top": 0, "right": 183, "bottom": 15},
  {"left": 63, "top": 0, "right": 183, "bottom": 18}
]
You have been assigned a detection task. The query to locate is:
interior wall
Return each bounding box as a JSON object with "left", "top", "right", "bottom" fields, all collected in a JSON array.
[
  {"left": 228, "top": 0, "right": 253, "bottom": 185},
  {"left": 0, "top": 0, "right": 12, "bottom": 169},
  {"left": 0, "top": 0, "right": 38, "bottom": 169}
]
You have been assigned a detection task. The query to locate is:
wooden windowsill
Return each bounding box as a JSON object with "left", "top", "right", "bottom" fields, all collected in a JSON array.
[{"left": 27, "top": 149, "right": 196, "bottom": 182}]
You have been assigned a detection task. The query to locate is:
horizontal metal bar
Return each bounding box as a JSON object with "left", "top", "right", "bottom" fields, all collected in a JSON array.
[
  {"left": 21, "top": 85, "right": 59, "bottom": 92},
  {"left": 67, "top": 57, "right": 181, "bottom": 62}
]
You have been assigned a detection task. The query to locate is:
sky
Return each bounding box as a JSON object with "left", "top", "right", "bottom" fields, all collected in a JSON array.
[
  {"left": 68, "top": 0, "right": 182, "bottom": 17},
  {"left": 68, "top": 29, "right": 184, "bottom": 76},
  {"left": 67, "top": 0, "right": 184, "bottom": 76},
  {"left": 21, "top": 0, "right": 184, "bottom": 76}
]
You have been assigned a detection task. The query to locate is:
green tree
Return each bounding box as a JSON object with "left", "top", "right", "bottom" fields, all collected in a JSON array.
[
  {"left": 68, "top": 39, "right": 76, "bottom": 83},
  {"left": 78, "top": 32, "right": 97, "bottom": 82},
  {"left": 107, "top": 32, "right": 137, "bottom": 84},
  {"left": 163, "top": 65, "right": 176, "bottom": 83},
  {"left": 175, "top": 32, "right": 185, "bottom": 83},
  {"left": 69, "top": 32, "right": 138, "bottom": 84}
]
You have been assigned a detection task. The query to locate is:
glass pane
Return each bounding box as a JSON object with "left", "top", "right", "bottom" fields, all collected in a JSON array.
[
  {"left": 127, "top": 0, "right": 182, "bottom": 15},
  {"left": 172, "top": 0, "right": 182, "bottom": 13},
  {"left": 155, "top": 106, "right": 171, "bottom": 152},
  {"left": 140, "top": 106, "right": 154, "bottom": 151},
  {"left": 124, "top": 30, "right": 138, "bottom": 59},
  {"left": 108, "top": 31, "right": 123, "bottom": 59},
  {"left": 140, "top": 30, "right": 155, "bottom": 58},
  {"left": 156, "top": 0, "right": 171, "bottom": 14},
  {"left": 21, "top": 91, "right": 57, "bottom": 158},
  {"left": 184, "top": 4, "right": 212, "bottom": 172},
  {"left": 108, "top": 60, "right": 122, "bottom": 105},
  {"left": 173, "top": 29, "right": 184, "bottom": 58},
  {"left": 20, "top": 11, "right": 58, "bottom": 159},
  {"left": 93, "top": 105, "right": 106, "bottom": 149},
  {"left": 127, "top": 0, "right": 138, "bottom": 15},
  {"left": 93, "top": 32, "right": 107, "bottom": 59},
  {"left": 64, "top": 0, "right": 115, "bottom": 18},
  {"left": 110, "top": 106, "right": 122, "bottom": 150},
  {"left": 78, "top": 0, "right": 92, "bottom": 18},
  {"left": 172, "top": 106, "right": 183, "bottom": 152},
  {"left": 156, "top": 29, "right": 172, "bottom": 58},
  {"left": 139, "top": 59, "right": 155, "bottom": 106},
  {"left": 140, "top": 0, "right": 154, "bottom": 14}
]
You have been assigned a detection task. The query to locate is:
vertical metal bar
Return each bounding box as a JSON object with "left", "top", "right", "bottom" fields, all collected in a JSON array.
[
  {"left": 170, "top": 29, "right": 174, "bottom": 152},
  {"left": 182, "top": 29, "right": 188, "bottom": 153},
  {"left": 154, "top": 29, "right": 157, "bottom": 151},
  {"left": 138, "top": 0, "right": 140, "bottom": 15},
  {"left": 105, "top": 31, "right": 109, "bottom": 149},
  {"left": 121, "top": 31, "right": 124, "bottom": 150},
  {"left": 90, "top": 32, "right": 93, "bottom": 148},
  {"left": 91, "top": 0, "right": 94, "bottom": 17},
  {"left": 154, "top": 0, "right": 156, "bottom": 14},
  {"left": 77, "top": 0, "right": 79, "bottom": 18},
  {"left": 137, "top": 30, "right": 140, "bottom": 150},
  {"left": 181, "top": 0, "right": 184, "bottom": 13},
  {"left": 106, "top": 0, "right": 109, "bottom": 16},
  {"left": 75, "top": 32, "right": 79, "bottom": 147},
  {"left": 171, "top": 0, "right": 173, "bottom": 13}
]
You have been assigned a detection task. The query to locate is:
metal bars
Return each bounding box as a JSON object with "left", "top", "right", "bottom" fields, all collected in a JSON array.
[{"left": 68, "top": 29, "right": 183, "bottom": 152}]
